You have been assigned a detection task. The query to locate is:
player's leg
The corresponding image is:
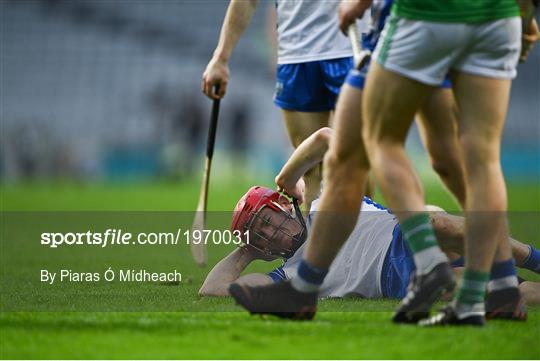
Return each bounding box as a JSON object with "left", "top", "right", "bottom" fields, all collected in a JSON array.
[
  {"left": 300, "top": 83, "right": 369, "bottom": 270},
  {"left": 417, "top": 87, "right": 466, "bottom": 207},
  {"left": 430, "top": 211, "right": 540, "bottom": 273},
  {"left": 419, "top": 16, "right": 524, "bottom": 326},
  {"left": 450, "top": 73, "right": 518, "bottom": 315},
  {"left": 282, "top": 110, "right": 330, "bottom": 210},
  {"left": 362, "top": 63, "right": 455, "bottom": 323},
  {"left": 519, "top": 282, "right": 540, "bottom": 306},
  {"left": 450, "top": 73, "right": 526, "bottom": 321},
  {"left": 363, "top": 63, "right": 450, "bottom": 271}
]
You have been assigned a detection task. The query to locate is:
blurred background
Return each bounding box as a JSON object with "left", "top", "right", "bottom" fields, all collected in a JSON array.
[{"left": 1, "top": 0, "right": 539, "bottom": 204}]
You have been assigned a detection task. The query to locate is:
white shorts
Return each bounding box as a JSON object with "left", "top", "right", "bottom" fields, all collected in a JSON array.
[{"left": 373, "top": 16, "right": 522, "bottom": 86}]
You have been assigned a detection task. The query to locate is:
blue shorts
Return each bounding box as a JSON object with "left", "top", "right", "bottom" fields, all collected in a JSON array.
[
  {"left": 346, "top": 62, "right": 452, "bottom": 90},
  {"left": 274, "top": 57, "right": 353, "bottom": 112},
  {"left": 380, "top": 225, "right": 416, "bottom": 299}
]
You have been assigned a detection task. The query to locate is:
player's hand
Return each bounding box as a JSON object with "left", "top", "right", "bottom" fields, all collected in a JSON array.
[
  {"left": 201, "top": 57, "right": 229, "bottom": 99},
  {"left": 276, "top": 177, "right": 305, "bottom": 205},
  {"left": 521, "top": 18, "right": 539, "bottom": 63},
  {"left": 338, "top": 0, "right": 372, "bottom": 35}
]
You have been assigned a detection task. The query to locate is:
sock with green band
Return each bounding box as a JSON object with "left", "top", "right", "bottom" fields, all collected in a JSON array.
[
  {"left": 401, "top": 212, "right": 447, "bottom": 275},
  {"left": 455, "top": 269, "right": 489, "bottom": 318}
]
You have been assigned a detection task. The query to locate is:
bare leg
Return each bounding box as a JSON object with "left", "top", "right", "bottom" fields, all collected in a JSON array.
[
  {"left": 430, "top": 212, "right": 533, "bottom": 264},
  {"left": 303, "top": 84, "right": 369, "bottom": 268},
  {"left": 282, "top": 110, "right": 330, "bottom": 211},
  {"left": 362, "top": 64, "right": 432, "bottom": 215},
  {"left": 362, "top": 63, "right": 455, "bottom": 322},
  {"left": 417, "top": 88, "right": 466, "bottom": 206},
  {"left": 451, "top": 73, "right": 512, "bottom": 272},
  {"left": 519, "top": 282, "right": 540, "bottom": 306}
]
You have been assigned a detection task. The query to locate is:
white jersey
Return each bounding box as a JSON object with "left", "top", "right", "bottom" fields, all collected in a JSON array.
[
  {"left": 275, "top": 0, "right": 369, "bottom": 64},
  {"left": 280, "top": 197, "right": 397, "bottom": 298}
]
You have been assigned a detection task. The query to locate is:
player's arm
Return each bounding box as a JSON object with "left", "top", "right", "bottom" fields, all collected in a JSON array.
[
  {"left": 521, "top": 18, "right": 539, "bottom": 62},
  {"left": 202, "top": 0, "right": 259, "bottom": 99},
  {"left": 518, "top": 0, "right": 540, "bottom": 62},
  {"left": 199, "top": 247, "right": 272, "bottom": 297},
  {"left": 338, "top": 0, "right": 373, "bottom": 34},
  {"left": 275, "top": 127, "right": 333, "bottom": 201}
]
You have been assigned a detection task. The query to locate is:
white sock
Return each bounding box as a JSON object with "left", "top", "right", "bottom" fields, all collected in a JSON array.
[
  {"left": 291, "top": 276, "right": 320, "bottom": 293},
  {"left": 413, "top": 246, "right": 448, "bottom": 275},
  {"left": 487, "top": 276, "right": 519, "bottom": 292}
]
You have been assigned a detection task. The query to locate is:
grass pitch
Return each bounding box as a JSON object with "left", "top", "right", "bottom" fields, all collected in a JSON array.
[{"left": 1, "top": 178, "right": 539, "bottom": 359}]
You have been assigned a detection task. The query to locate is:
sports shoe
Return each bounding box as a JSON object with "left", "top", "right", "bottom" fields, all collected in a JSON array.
[
  {"left": 229, "top": 280, "right": 317, "bottom": 320},
  {"left": 486, "top": 287, "right": 527, "bottom": 321},
  {"left": 393, "top": 262, "right": 456, "bottom": 324},
  {"left": 418, "top": 304, "right": 485, "bottom": 327}
]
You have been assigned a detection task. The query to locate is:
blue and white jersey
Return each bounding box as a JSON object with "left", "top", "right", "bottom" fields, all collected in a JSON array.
[
  {"left": 362, "top": 0, "right": 393, "bottom": 52},
  {"left": 275, "top": 0, "right": 370, "bottom": 64},
  {"left": 269, "top": 196, "right": 398, "bottom": 298}
]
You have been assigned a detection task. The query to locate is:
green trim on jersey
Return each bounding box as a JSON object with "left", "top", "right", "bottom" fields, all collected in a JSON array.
[{"left": 392, "top": 0, "right": 520, "bottom": 23}]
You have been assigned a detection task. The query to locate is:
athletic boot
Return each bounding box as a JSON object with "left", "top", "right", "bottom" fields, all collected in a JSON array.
[
  {"left": 485, "top": 287, "right": 527, "bottom": 321},
  {"left": 418, "top": 304, "right": 485, "bottom": 327},
  {"left": 229, "top": 280, "right": 317, "bottom": 320},
  {"left": 393, "top": 262, "right": 456, "bottom": 324}
]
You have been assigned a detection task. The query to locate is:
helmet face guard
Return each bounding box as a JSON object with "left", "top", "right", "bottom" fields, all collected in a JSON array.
[{"left": 231, "top": 186, "right": 307, "bottom": 259}]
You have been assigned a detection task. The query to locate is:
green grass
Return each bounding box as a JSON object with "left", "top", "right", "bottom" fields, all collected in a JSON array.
[{"left": 1, "top": 179, "right": 539, "bottom": 359}]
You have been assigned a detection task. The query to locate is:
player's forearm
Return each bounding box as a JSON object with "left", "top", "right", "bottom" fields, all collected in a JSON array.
[
  {"left": 213, "top": 0, "right": 258, "bottom": 62},
  {"left": 199, "top": 247, "right": 256, "bottom": 296},
  {"left": 276, "top": 128, "right": 332, "bottom": 189}
]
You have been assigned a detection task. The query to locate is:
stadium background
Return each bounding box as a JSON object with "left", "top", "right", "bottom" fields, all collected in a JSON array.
[
  {"left": 2, "top": 0, "right": 539, "bottom": 185},
  {"left": 1, "top": 1, "right": 539, "bottom": 359}
]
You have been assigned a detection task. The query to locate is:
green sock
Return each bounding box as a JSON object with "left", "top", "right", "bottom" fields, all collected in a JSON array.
[
  {"left": 456, "top": 269, "right": 489, "bottom": 306},
  {"left": 401, "top": 212, "right": 438, "bottom": 253},
  {"left": 401, "top": 212, "right": 447, "bottom": 274}
]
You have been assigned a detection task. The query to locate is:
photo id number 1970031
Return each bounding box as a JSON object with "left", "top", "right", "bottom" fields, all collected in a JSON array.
[{"left": 185, "top": 229, "right": 249, "bottom": 245}]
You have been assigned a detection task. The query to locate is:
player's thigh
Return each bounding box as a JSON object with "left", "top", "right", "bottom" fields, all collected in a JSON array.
[
  {"left": 451, "top": 73, "right": 512, "bottom": 160},
  {"left": 281, "top": 110, "right": 330, "bottom": 148},
  {"left": 363, "top": 62, "right": 432, "bottom": 144},
  {"left": 329, "top": 83, "right": 368, "bottom": 165},
  {"left": 416, "top": 88, "right": 459, "bottom": 154}
]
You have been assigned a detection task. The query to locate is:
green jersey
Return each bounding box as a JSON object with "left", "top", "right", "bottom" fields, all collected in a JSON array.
[{"left": 392, "top": 0, "right": 520, "bottom": 23}]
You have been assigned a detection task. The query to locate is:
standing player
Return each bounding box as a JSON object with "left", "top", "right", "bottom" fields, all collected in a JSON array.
[
  {"left": 202, "top": 0, "right": 367, "bottom": 210},
  {"left": 352, "top": 0, "right": 532, "bottom": 326}
]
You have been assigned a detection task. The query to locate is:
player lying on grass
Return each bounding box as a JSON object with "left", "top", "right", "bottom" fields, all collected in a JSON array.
[{"left": 200, "top": 128, "right": 540, "bottom": 305}]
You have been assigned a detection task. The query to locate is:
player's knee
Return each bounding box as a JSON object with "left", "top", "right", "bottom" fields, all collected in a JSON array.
[
  {"left": 459, "top": 134, "right": 497, "bottom": 167},
  {"left": 430, "top": 154, "right": 459, "bottom": 180}
]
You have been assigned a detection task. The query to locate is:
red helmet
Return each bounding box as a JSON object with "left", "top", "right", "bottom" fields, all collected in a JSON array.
[{"left": 231, "top": 186, "right": 307, "bottom": 259}]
